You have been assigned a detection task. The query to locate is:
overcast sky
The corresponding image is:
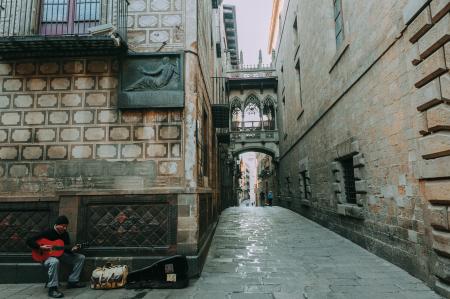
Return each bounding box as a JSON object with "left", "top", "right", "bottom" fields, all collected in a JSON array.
[{"left": 223, "top": 0, "right": 273, "bottom": 66}]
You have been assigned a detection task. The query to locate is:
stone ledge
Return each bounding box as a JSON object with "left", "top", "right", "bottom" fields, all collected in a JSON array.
[
  {"left": 337, "top": 203, "right": 365, "bottom": 220},
  {"left": 300, "top": 199, "right": 311, "bottom": 207},
  {"left": 415, "top": 48, "right": 447, "bottom": 88},
  {"left": 419, "top": 132, "right": 450, "bottom": 159},
  {"left": 418, "top": 13, "right": 450, "bottom": 60}
]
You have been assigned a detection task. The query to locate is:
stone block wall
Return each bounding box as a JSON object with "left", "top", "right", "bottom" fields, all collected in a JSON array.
[
  {"left": 0, "top": 58, "right": 184, "bottom": 195},
  {"left": 127, "top": 0, "right": 184, "bottom": 52},
  {"left": 407, "top": 1, "right": 450, "bottom": 296},
  {"left": 274, "top": 0, "right": 449, "bottom": 296}
]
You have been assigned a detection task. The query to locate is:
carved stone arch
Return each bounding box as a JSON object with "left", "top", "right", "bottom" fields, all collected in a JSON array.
[
  {"left": 243, "top": 94, "right": 261, "bottom": 121},
  {"left": 262, "top": 96, "right": 276, "bottom": 130},
  {"left": 230, "top": 97, "right": 243, "bottom": 129},
  {"left": 244, "top": 94, "right": 261, "bottom": 109},
  {"left": 230, "top": 97, "right": 242, "bottom": 110}
]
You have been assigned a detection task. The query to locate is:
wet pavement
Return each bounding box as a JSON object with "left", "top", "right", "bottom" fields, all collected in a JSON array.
[{"left": 0, "top": 206, "right": 443, "bottom": 298}]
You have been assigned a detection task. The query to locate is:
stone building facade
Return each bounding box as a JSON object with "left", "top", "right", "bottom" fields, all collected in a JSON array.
[
  {"left": 0, "top": 0, "right": 225, "bottom": 282},
  {"left": 272, "top": 0, "right": 450, "bottom": 296}
]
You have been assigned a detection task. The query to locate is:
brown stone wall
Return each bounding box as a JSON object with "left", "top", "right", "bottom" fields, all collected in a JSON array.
[
  {"left": 0, "top": 58, "right": 184, "bottom": 196},
  {"left": 274, "top": 0, "right": 449, "bottom": 296},
  {"left": 408, "top": 1, "right": 450, "bottom": 296}
]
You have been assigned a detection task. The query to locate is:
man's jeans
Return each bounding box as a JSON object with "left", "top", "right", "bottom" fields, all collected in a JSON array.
[{"left": 43, "top": 253, "right": 85, "bottom": 288}]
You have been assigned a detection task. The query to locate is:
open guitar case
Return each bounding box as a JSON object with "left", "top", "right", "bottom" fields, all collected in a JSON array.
[{"left": 125, "top": 255, "right": 189, "bottom": 289}]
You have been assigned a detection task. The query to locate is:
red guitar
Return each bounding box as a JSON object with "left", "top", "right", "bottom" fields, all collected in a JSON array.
[{"left": 31, "top": 238, "right": 89, "bottom": 262}]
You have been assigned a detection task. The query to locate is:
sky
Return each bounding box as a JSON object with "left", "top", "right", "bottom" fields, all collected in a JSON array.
[{"left": 223, "top": 0, "right": 273, "bottom": 66}]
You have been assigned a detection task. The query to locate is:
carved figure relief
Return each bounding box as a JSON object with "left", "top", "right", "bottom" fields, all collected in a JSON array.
[{"left": 125, "top": 57, "right": 179, "bottom": 91}]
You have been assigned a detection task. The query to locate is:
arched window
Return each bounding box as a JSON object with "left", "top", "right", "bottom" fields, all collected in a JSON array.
[
  {"left": 230, "top": 98, "right": 243, "bottom": 131},
  {"left": 262, "top": 96, "right": 275, "bottom": 130},
  {"left": 243, "top": 95, "right": 261, "bottom": 130}
]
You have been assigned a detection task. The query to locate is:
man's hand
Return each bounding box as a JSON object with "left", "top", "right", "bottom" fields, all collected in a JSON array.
[
  {"left": 40, "top": 244, "right": 53, "bottom": 251},
  {"left": 71, "top": 244, "right": 80, "bottom": 252}
]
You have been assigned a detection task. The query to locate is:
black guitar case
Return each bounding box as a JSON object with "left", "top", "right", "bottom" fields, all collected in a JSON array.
[{"left": 125, "top": 255, "right": 189, "bottom": 289}]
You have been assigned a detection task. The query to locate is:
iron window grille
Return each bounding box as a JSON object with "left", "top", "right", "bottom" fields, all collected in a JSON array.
[{"left": 341, "top": 156, "right": 356, "bottom": 204}]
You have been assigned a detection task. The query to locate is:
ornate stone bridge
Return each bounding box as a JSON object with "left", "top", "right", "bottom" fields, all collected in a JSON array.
[{"left": 224, "top": 64, "right": 279, "bottom": 160}]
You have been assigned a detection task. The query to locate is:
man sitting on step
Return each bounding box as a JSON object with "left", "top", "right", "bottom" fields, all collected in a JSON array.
[{"left": 27, "top": 215, "right": 86, "bottom": 298}]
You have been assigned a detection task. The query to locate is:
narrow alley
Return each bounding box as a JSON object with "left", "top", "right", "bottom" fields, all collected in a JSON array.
[{"left": 0, "top": 206, "right": 442, "bottom": 299}]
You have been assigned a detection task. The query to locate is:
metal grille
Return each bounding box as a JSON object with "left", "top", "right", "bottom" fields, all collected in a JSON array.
[
  {"left": 0, "top": 0, "right": 128, "bottom": 40},
  {"left": 0, "top": 204, "right": 56, "bottom": 252},
  {"left": 86, "top": 203, "right": 171, "bottom": 247},
  {"left": 341, "top": 158, "right": 356, "bottom": 204},
  {"left": 300, "top": 171, "right": 309, "bottom": 200}
]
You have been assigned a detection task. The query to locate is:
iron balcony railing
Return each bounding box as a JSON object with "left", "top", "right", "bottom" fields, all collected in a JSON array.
[{"left": 0, "top": 0, "right": 128, "bottom": 41}]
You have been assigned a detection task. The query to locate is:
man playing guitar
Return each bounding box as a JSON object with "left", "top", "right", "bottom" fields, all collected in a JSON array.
[{"left": 26, "top": 215, "right": 86, "bottom": 298}]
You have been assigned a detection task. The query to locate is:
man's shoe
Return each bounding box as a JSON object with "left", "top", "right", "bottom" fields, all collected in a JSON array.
[
  {"left": 48, "top": 287, "right": 64, "bottom": 298},
  {"left": 67, "top": 281, "right": 86, "bottom": 289}
]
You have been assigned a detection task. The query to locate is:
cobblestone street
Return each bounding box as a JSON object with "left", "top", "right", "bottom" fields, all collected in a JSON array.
[{"left": 0, "top": 207, "right": 443, "bottom": 299}]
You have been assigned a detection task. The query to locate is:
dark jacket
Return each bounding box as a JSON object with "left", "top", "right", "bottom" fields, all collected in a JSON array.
[{"left": 26, "top": 228, "right": 72, "bottom": 254}]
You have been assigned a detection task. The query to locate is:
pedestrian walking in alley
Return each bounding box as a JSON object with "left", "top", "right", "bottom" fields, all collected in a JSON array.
[{"left": 267, "top": 190, "right": 273, "bottom": 206}]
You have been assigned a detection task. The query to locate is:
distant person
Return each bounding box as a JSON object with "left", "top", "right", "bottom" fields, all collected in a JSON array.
[
  {"left": 267, "top": 191, "right": 273, "bottom": 206},
  {"left": 259, "top": 191, "right": 265, "bottom": 206}
]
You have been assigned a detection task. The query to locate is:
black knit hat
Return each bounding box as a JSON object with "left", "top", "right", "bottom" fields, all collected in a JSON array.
[{"left": 54, "top": 215, "right": 69, "bottom": 225}]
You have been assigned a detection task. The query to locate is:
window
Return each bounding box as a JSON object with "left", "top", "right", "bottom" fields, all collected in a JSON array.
[
  {"left": 76, "top": 0, "right": 100, "bottom": 21},
  {"left": 295, "top": 60, "right": 302, "bottom": 108},
  {"left": 202, "top": 110, "right": 209, "bottom": 176},
  {"left": 300, "top": 171, "right": 309, "bottom": 200},
  {"left": 41, "top": 0, "right": 100, "bottom": 35},
  {"left": 340, "top": 156, "right": 356, "bottom": 204},
  {"left": 293, "top": 16, "right": 298, "bottom": 46},
  {"left": 42, "top": 0, "right": 69, "bottom": 22},
  {"left": 334, "top": 0, "right": 344, "bottom": 48}
]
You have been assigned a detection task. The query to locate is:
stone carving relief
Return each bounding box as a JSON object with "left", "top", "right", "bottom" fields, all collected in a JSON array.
[{"left": 125, "top": 57, "right": 179, "bottom": 91}]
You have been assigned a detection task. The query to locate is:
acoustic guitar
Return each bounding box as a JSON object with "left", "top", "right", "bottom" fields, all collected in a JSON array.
[{"left": 31, "top": 238, "right": 89, "bottom": 262}]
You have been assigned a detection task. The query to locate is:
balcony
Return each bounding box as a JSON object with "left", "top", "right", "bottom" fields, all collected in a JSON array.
[
  {"left": 0, "top": 0, "right": 128, "bottom": 59},
  {"left": 231, "top": 121, "right": 275, "bottom": 132}
]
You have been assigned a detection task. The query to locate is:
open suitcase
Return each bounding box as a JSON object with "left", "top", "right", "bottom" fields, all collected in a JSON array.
[{"left": 125, "top": 255, "right": 189, "bottom": 289}]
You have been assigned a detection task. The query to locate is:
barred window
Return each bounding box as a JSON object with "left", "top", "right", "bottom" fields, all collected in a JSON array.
[
  {"left": 76, "top": 0, "right": 100, "bottom": 21},
  {"left": 300, "top": 171, "right": 310, "bottom": 200},
  {"left": 341, "top": 157, "right": 356, "bottom": 204},
  {"left": 42, "top": 0, "right": 69, "bottom": 22}
]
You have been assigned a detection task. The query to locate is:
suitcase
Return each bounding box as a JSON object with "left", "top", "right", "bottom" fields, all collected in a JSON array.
[{"left": 125, "top": 255, "right": 189, "bottom": 289}]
